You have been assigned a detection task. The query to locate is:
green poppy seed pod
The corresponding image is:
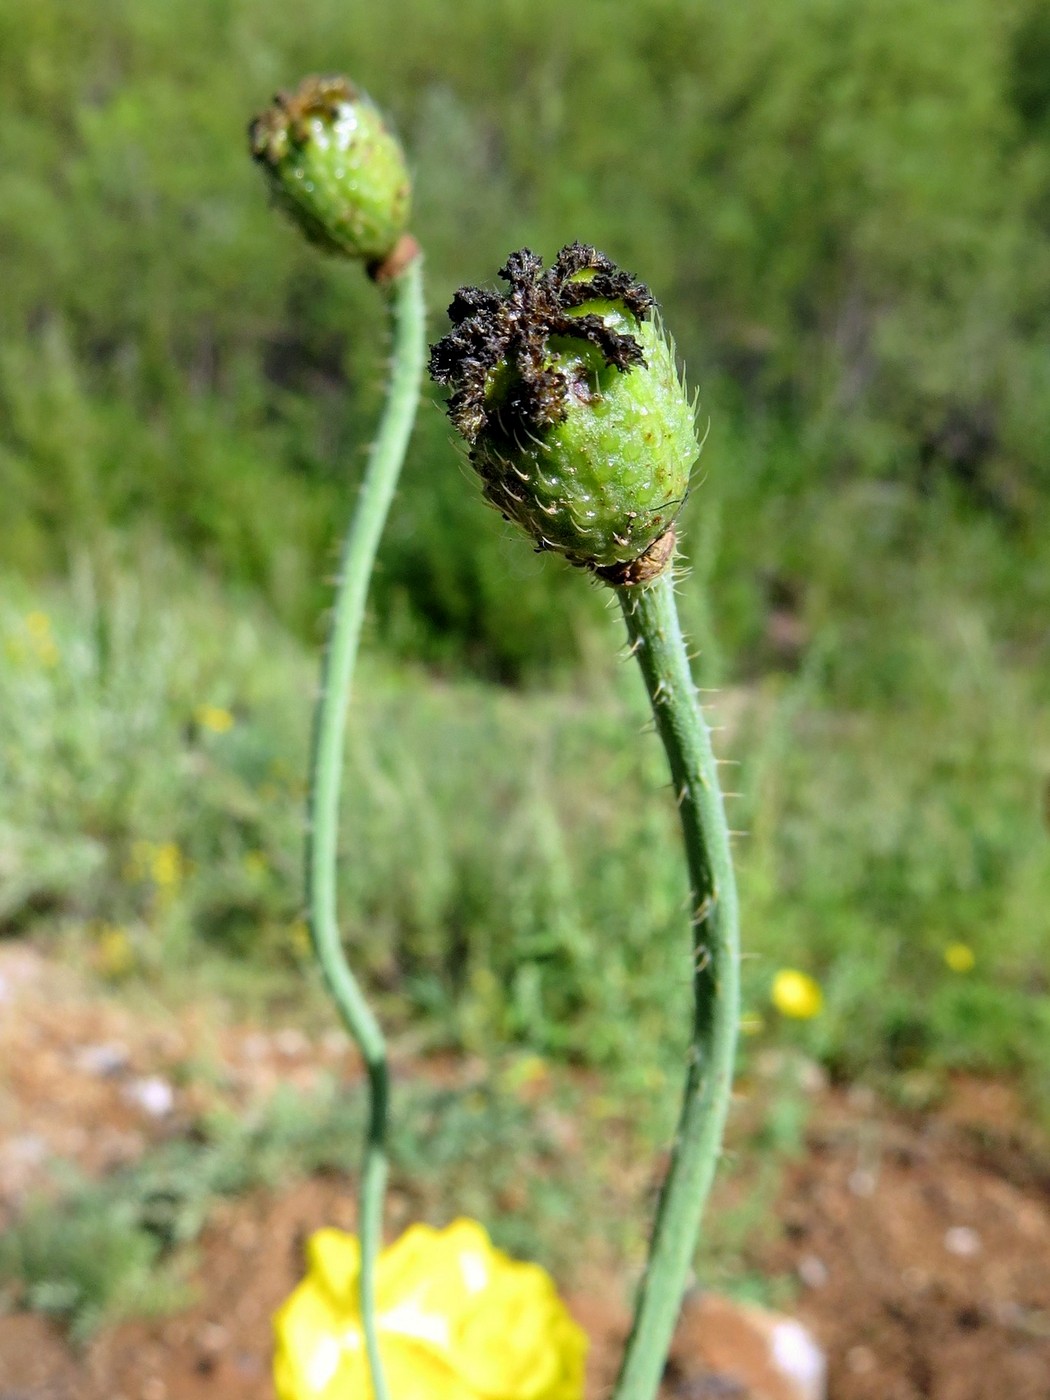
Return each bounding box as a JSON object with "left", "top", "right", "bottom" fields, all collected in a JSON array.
[
  {"left": 429, "top": 243, "right": 698, "bottom": 584},
  {"left": 249, "top": 76, "right": 413, "bottom": 276}
]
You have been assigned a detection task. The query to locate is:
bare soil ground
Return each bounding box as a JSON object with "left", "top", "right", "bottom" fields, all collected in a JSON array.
[{"left": 1, "top": 943, "right": 1048, "bottom": 1400}]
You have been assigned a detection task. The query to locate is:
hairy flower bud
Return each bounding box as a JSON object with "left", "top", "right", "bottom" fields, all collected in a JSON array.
[
  {"left": 250, "top": 76, "right": 411, "bottom": 270},
  {"left": 429, "top": 243, "right": 698, "bottom": 583}
]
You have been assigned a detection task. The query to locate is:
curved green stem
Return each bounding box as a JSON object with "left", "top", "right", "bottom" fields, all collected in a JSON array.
[
  {"left": 305, "top": 254, "right": 425, "bottom": 1400},
  {"left": 612, "top": 568, "right": 741, "bottom": 1400}
]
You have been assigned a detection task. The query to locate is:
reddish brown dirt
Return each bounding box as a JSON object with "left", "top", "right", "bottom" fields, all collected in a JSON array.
[
  {"left": 1, "top": 944, "right": 1048, "bottom": 1399},
  {"left": 765, "top": 1082, "right": 1050, "bottom": 1400}
]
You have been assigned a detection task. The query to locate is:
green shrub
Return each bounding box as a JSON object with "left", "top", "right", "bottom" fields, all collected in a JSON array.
[{"left": 3, "top": 0, "right": 1050, "bottom": 673}]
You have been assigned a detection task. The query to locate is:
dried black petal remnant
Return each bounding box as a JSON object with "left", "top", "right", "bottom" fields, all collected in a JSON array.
[
  {"left": 428, "top": 242, "right": 654, "bottom": 445},
  {"left": 249, "top": 76, "right": 362, "bottom": 162}
]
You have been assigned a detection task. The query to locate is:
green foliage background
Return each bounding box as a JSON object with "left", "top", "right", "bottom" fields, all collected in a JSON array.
[{"left": 2, "top": 0, "right": 1049, "bottom": 1091}]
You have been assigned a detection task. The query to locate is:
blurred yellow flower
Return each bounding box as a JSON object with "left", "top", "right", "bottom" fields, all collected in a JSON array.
[
  {"left": 771, "top": 969, "right": 824, "bottom": 1020},
  {"left": 22, "top": 611, "right": 59, "bottom": 667},
  {"left": 288, "top": 919, "right": 312, "bottom": 959},
  {"left": 584, "top": 1093, "right": 617, "bottom": 1122},
  {"left": 499, "top": 1054, "right": 549, "bottom": 1097},
  {"left": 944, "top": 942, "right": 975, "bottom": 973},
  {"left": 126, "top": 839, "right": 184, "bottom": 889},
  {"left": 273, "top": 1219, "right": 587, "bottom": 1400},
  {"left": 93, "top": 923, "right": 135, "bottom": 979},
  {"left": 195, "top": 703, "right": 235, "bottom": 733},
  {"left": 150, "top": 841, "right": 183, "bottom": 887}
]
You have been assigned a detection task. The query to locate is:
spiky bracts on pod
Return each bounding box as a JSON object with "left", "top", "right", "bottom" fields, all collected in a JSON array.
[
  {"left": 250, "top": 76, "right": 412, "bottom": 271},
  {"left": 429, "top": 243, "right": 698, "bottom": 582}
]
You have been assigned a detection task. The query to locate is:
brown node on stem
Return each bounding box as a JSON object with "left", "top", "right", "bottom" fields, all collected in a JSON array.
[
  {"left": 367, "top": 233, "right": 422, "bottom": 284},
  {"left": 594, "top": 527, "right": 677, "bottom": 587}
]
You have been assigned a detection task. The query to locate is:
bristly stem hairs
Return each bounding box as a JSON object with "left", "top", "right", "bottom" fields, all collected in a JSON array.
[
  {"left": 431, "top": 244, "right": 741, "bottom": 1400},
  {"left": 251, "top": 76, "right": 426, "bottom": 1400}
]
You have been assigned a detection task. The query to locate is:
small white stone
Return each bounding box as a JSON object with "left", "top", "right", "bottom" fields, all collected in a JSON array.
[
  {"left": 944, "top": 1225, "right": 981, "bottom": 1257},
  {"left": 797, "top": 1253, "right": 829, "bottom": 1289},
  {"left": 124, "top": 1076, "right": 175, "bottom": 1118},
  {"left": 4, "top": 1133, "right": 48, "bottom": 1166},
  {"left": 797, "top": 1058, "right": 829, "bottom": 1094},
  {"left": 847, "top": 1345, "right": 876, "bottom": 1375},
  {"left": 197, "top": 1321, "right": 230, "bottom": 1355},
  {"left": 274, "top": 1027, "right": 309, "bottom": 1058},
  {"left": 771, "top": 1318, "right": 827, "bottom": 1398},
  {"left": 848, "top": 1167, "right": 877, "bottom": 1198},
  {"left": 240, "top": 1032, "right": 269, "bottom": 1062},
  {"left": 74, "top": 1041, "right": 130, "bottom": 1077},
  {"left": 846, "top": 1084, "right": 877, "bottom": 1112}
]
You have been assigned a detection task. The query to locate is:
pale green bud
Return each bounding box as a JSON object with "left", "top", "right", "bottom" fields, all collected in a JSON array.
[{"left": 250, "top": 76, "right": 411, "bottom": 271}]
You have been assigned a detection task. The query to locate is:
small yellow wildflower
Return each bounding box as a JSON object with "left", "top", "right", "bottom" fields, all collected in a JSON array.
[
  {"left": 499, "top": 1054, "right": 550, "bottom": 1097},
  {"left": 944, "top": 943, "right": 976, "bottom": 974},
  {"left": 93, "top": 923, "right": 135, "bottom": 979},
  {"left": 25, "top": 611, "right": 51, "bottom": 639},
  {"left": 273, "top": 1219, "right": 587, "bottom": 1400},
  {"left": 771, "top": 969, "right": 824, "bottom": 1020},
  {"left": 195, "top": 704, "right": 235, "bottom": 734},
  {"left": 22, "top": 611, "right": 59, "bottom": 666},
  {"left": 288, "top": 919, "right": 312, "bottom": 959},
  {"left": 126, "top": 840, "right": 184, "bottom": 888},
  {"left": 150, "top": 841, "right": 183, "bottom": 888}
]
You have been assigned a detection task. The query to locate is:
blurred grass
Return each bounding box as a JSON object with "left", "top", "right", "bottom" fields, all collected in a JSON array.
[
  {"left": 0, "top": 1069, "right": 668, "bottom": 1338},
  {"left": 3, "top": 0, "right": 1050, "bottom": 671},
  {"left": 1, "top": 0, "right": 1048, "bottom": 1114},
  {"left": 2, "top": 515, "right": 1046, "bottom": 1103},
  {"left": 0, "top": 1054, "right": 817, "bottom": 1338}
]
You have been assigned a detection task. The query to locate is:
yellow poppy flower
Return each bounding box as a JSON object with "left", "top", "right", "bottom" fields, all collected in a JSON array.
[
  {"left": 195, "top": 703, "right": 235, "bottom": 733},
  {"left": 149, "top": 841, "right": 183, "bottom": 888},
  {"left": 770, "top": 969, "right": 824, "bottom": 1020},
  {"left": 93, "top": 922, "right": 135, "bottom": 979},
  {"left": 273, "top": 1219, "right": 587, "bottom": 1400},
  {"left": 943, "top": 942, "right": 975, "bottom": 973}
]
